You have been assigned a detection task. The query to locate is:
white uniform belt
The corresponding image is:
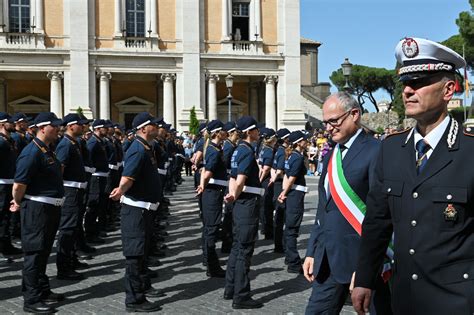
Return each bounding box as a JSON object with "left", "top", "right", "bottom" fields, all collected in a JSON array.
[
  {"left": 63, "top": 180, "right": 88, "bottom": 189},
  {"left": 117, "top": 161, "right": 123, "bottom": 167},
  {"left": 121, "top": 196, "right": 159, "bottom": 211},
  {"left": 92, "top": 171, "right": 109, "bottom": 177},
  {"left": 291, "top": 184, "right": 308, "bottom": 193},
  {"left": 109, "top": 164, "right": 119, "bottom": 170},
  {"left": 0, "top": 179, "right": 14, "bottom": 184},
  {"left": 243, "top": 186, "right": 265, "bottom": 196},
  {"left": 176, "top": 153, "right": 185, "bottom": 159},
  {"left": 84, "top": 166, "right": 96, "bottom": 174},
  {"left": 164, "top": 162, "right": 170, "bottom": 169},
  {"left": 208, "top": 178, "right": 228, "bottom": 187},
  {"left": 168, "top": 157, "right": 173, "bottom": 161},
  {"left": 157, "top": 168, "right": 167, "bottom": 175},
  {"left": 24, "top": 194, "right": 65, "bottom": 207}
]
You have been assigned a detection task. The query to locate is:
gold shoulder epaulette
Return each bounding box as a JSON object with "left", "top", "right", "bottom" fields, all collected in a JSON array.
[
  {"left": 463, "top": 127, "right": 474, "bottom": 137},
  {"left": 385, "top": 128, "right": 411, "bottom": 139}
]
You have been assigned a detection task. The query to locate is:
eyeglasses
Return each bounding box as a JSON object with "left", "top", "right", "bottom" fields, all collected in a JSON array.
[{"left": 322, "top": 110, "right": 351, "bottom": 127}]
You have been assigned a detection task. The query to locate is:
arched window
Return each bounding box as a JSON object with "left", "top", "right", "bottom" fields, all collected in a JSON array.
[
  {"left": 9, "top": 0, "right": 30, "bottom": 33},
  {"left": 126, "top": 0, "right": 145, "bottom": 37}
]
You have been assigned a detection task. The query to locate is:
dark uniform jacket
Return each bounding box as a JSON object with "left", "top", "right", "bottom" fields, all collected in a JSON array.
[
  {"left": 355, "top": 119, "right": 474, "bottom": 314},
  {"left": 307, "top": 130, "right": 380, "bottom": 284}
]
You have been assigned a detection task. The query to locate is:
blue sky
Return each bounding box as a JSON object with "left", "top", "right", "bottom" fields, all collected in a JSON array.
[{"left": 300, "top": 0, "right": 472, "bottom": 110}]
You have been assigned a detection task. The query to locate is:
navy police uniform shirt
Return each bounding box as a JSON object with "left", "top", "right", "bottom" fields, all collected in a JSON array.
[
  {"left": 122, "top": 136, "right": 134, "bottom": 153},
  {"left": 153, "top": 139, "right": 167, "bottom": 169},
  {"left": 105, "top": 137, "right": 118, "bottom": 166},
  {"left": 87, "top": 134, "right": 109, "bottom": 172},
  {"left": 78, "top": 136, "right": 92, "bottom": 170},
  {"left": 273, "top": 146, "right": 286, "bottom": 171},
  {"left": 15, "top": 138, "right": 64, "bottom": 198},
  {"left": 223, "top": 139, "right": 236, "bottom": 170},
  {"left": 204, "top": 142, "right": 227, "bottom": 181},
  {"left": 285, "top": 150, "right": 306, "bottom": 186},
  {"left": 194, "top": 137, "right": 205, "bottom": 154},
  {"left": 11, "top": 131, "right": 28, "bottom": 153},
  {"left": 122, "top": 136, "right": 160, "bottom": 203},
  {"left": 230, "top": 141, "right": 261, "bottom": 189},
  {"left": 55, "top": 134, "right": 87, "bottom": 182},
  {"left": 258, "top": 145, "right": 274, "bottom": 167},
  {"left": 0, "top": 133, "right": 17, "bottom": 179}
]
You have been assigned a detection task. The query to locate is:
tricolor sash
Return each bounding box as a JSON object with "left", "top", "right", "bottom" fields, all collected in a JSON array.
[{"left": 328, "top": 145, "right": 394, "bottom": 281}]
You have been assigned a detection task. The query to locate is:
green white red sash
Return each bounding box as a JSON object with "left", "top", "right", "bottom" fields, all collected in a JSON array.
[{"left": 328, "top": 145, "right": 394, "bottom": 281}]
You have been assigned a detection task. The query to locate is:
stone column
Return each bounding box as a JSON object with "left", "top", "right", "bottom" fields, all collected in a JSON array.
[
  {"left": 48, "top": 72, "right": 63, "bottom": 117},
  {"left": 35, "top": 0, "right": 44, "bottom": 33},
  {"left": 161, "top": 73, "right": 176, "bottom": 126},
  {"left": 249, "top": 82, "right": 259, "bottom": 119},
  {"left": 221, "top": 0, "right": 231, "bottom": 40},
  {"left": 150, "top": 0, "right": 158, "bottom": 37},
  {"left": 207, "top": 74, "right": 219, "bottom": 120},
  {"left": 98, "top": 72, "right": 112, "bottom": 119},
  {"left": 264, "top": 75, "right": 278, "bottom": 129},
  {"left": 114, "top": 0, "right": 122, "bottom": 37},
  {"left": 0, "top": 78, "right": 5, "bottom": 112}
]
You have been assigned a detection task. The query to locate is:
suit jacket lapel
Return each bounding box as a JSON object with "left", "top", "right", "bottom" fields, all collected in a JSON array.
[{"left": 342, "top": 130, "right": 368, "bottom": 169}]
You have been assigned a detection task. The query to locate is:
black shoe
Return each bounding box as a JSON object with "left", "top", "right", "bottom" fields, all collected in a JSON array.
[
  {"left": 23, "top": 301, "right": 57, "bottom": 314},
  {"left": 0, "top": 255, "right": 13, "bottom": 265},
  {"left": 2, "top": 244, "right": 23, "bottom": 256},
  {"left": 57, "top": 270, "right": 85, "bottom": 281},
  {"left": 98, "top": 231, "right": 107, "bottom": 238},
  {"left": 221, "top": 246, "right": 231, "bottom": 254},
  {"left": 144, "top": 288, "right": 166, "bottom": 298},
  {"left": 146, "top": 268, "right": 158, "bottom": 279},
  {"left": 76, "top": 251, "right": 93, "bottom": 260},
  {"left": 125, "top": 300, "right": 161, "bottom": 312},
  {"left": 86, "top": 237, "right": 105, "bottom": 244},
  {"left": 78, "top": 245, "right": 96, "bottom": 254},
  {"left": 223, "top": 292, "right": 233, "bottom": 300},
  {"left": 232, "top": 298, "right": 263, "bottom": 309},
  {"left": 264, "top": 234, "right": 274, "bottom": 240},
  {"left": 150, "top": 249, "right": 166, "bottom": 258},
  {"left": 73, "top": 260, "right": 90, "bottom": 270},
  {"left": 41, "top": 291, "right": 65, "bottom": 303},
  {"left": 273, "top": 247, "right": 284, "bottom": 254},
  {"left": 287, "top": 266, "right": 304, "bottom": 274},
  {"left": 206, "top": 266, "right": 226, "bottom": 278},
  {"left": 147, "top": 258, "right": 162, "bottom": 267}
]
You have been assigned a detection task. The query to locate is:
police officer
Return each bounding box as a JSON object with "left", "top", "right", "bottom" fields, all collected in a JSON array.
[
  {"left": 221, "top": 122, "right": 238, "bottom": 253},
  {"left": 11, "top": 112, "right": 65, "bottom": 314},
  {"left": 223, "top": 116, "right": 263, "bottom": 309},
  {"left": 258, "top": 127, "right": 276, "bottom": 239},
  {"left": 278, "top": 130, "right": 309, "bottom": 274},
  {"left": 0, "top": 113, "right": 22, "bottom": 264},
  {"left": 196, "top": 119, "right": 227, "bottom": 277},
  {"left": 110, "top": 112, "right": 162, "bottom": 312},
  {"left": 103, "top": 121, "right": 119, "bottom": 235},
  {"left": 55, "top": 113, "right": 90, "bottom": 280},
  {"left": 271, "top": 128, "right": 290, "bottom": 253},
  {"left": 352, "top": 38, "right": 473, "bottom": 315},
  {"left": 26, "top": 121, "right": 37, "bottom": 143},
  {"left": 85, "top": 119, "right": 110, "bottom": 244},
  {"left": 11, "top": 112, "right": 30, "bottom": 153}
]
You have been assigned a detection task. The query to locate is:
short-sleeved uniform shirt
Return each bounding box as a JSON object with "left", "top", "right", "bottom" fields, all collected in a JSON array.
[
  {"left": 230, "top": 141, "right": 261, "bottom": 191},
  {"left": 273, "top": 146, "right": 286, "bottom": 171},
  {"left": 204, "top": 142, "right": 227, "bottom": 181},
  {"left": 78, "top": 136, "right": 92, "bottom": 169},
  {"left": 0, "top": 133, "right": 17, "bottom": 179},
  {"left": 15, "top": 138, "right": 64, "bottom": 198},
  {"left": 87, "top": 134, "right": 109, "bottom": 172},
  {"left": 55, "top": 134, "right": 87, "bottom": 182},
  {"left": 113, "top": 136, "right": 124, "bottom": 163},
  {"left": 258, "top": 145, "right": 274, "bottom": 167},
  {"left": 194, "top": 137, "right": 205, "bottom": 154},
  {"left": 223, "top": 139, "right": 236, "bottom": 170},
  {"left": 284, "top": 150, "right": 307, "bottom": 186},
  {"left": 105, "top": 137, "right": 118, "bottom": 166},
  {"left": 122, "top": 136, "right": 134, "bottom": 153},
  {"left": 153, "top": 139, "right": 167, "bottom": 169},
  {"left": 122, "top": 136, "right": 160, "bottom": 203},
  {"left": 11, "top": 131, "right": 28, "bottom": 154}
]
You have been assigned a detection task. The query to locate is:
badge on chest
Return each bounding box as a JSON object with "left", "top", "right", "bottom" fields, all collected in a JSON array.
[{"left": 444, "top": 204, "right": 458, "bottom": 221}]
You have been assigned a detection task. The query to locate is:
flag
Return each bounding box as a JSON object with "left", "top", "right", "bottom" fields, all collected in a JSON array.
[{"left": 465, "top": 67, "right": 470, "bottom": 98}]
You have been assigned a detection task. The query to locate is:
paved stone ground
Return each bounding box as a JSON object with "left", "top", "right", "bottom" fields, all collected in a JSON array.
[{"left": 0, "top": 175, "right": 356, "bottom": 314}]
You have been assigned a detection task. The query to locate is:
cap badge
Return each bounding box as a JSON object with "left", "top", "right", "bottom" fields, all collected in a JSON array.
[{"left": 402, "top": 38, "right": 419, "bottom": 58}]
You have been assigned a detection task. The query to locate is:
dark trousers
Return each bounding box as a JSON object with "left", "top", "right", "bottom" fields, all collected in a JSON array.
[
  {"left": 202, "top": 187, "right": 224, "bottom": 267},
  {"left": 21, "top": 201, "right": 60, "bottom": 305},
  {"left": 273, "top": 180, "right": 285, "bottom": 250},
  {"left": 57, "top": 187, "right": 84, "bottom": 272},
  {"left": 85, "top": 175, "right": 107, "bottom": 238},
  {"left": 121, "top": 204, "right": 148, "bottom": 304},
  {"left": 284, "top": 190, "right": 305, "bottom": 269},
  {"left": 259, "top": 177, "right": 274, "bottom": 237},
  {"left": 305, "top": 257, "right": 392, "bottom": 315},
  {"left": 184, "top": 161, "right": 192, "bottom": 176},
  {"left": 225, "top": 196, "right": 259, "bottom": 302},
  {"left": 221, "top": 187, "right": 234, "bottom": 251},
  {"left": 0, "top": 184, "right": 13, "bottom": 251}
]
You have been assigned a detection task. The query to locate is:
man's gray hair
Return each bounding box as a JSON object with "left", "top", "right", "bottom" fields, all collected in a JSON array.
[{"left": 330, "top": 91, "right": 362, "bottom": 113}]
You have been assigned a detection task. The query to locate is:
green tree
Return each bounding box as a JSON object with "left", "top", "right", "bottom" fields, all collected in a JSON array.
[
  {"left": 189, "top": 106, "right": 199, "bottom": 135},
  {"left": 76, "top": 106, "right": 84, "bottom": 116},
  {"left": 329, "top": 65, "right": 397, "bottom": 112}
]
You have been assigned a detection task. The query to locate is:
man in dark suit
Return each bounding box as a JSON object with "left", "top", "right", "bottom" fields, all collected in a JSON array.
[
  {"left": 352, "top": 38, "right": 473, "bottom": 315},
  {"left": 303, "top": 92, "right": 391, "bottom": 314}
]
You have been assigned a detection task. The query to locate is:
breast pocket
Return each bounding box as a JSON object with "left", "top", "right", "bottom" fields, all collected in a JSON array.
[
  {"left": 382, "top": 180, "right": 404, "bottom": 222},
  {"left": 431, "top": 186, "right": 467, "bottom": 231}
]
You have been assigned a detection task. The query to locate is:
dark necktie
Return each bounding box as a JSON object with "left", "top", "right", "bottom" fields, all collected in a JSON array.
[{"left": 416, "top": 139, "right": 430, "bottom": 175}]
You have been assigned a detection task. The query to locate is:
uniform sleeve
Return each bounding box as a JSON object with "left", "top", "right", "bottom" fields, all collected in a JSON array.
[
  {"left": 237, "top": 149, "right": 253, "bottom": 177},
  {"left": 122, "top": 149, "right": 144, "bottom": 180},
  {"left": 204, "top": 148, "right": 218, "bottom": 174},
  {"left": 355, "top": 144, "right": 393, "bottom": 289},
  {"left": 196, "top": 139, "right": 204, "bottom": 153},
  {"left": 55, "top": 141, "right": 70, "bottom": 167},
  {"left": 286, "top": 155, "right": 303, "bottom": 177},
  {"left": 14, "top": 148, "right": 38, "bottom": 185},
  {"left": 276, "top": 150, "right": 286, "bottom": 170},
  {"left": 262, "top": 148, "right": 273, "bottom": 167}
]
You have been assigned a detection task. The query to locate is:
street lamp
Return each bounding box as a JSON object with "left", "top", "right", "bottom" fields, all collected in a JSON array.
[
  {"left": 341, "top": 58, "right": 353, "bottom": 92},
  {"left": 225, "top": 73, "right": 234, "bottom": 122}
]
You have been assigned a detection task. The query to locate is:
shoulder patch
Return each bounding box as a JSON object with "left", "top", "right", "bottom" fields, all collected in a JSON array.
[
  {"left": 385, "top": 128, "right": 411, "bottom": 139},
  {"left": 463, "top": 127, "right": 474, "bottom": 137}
]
